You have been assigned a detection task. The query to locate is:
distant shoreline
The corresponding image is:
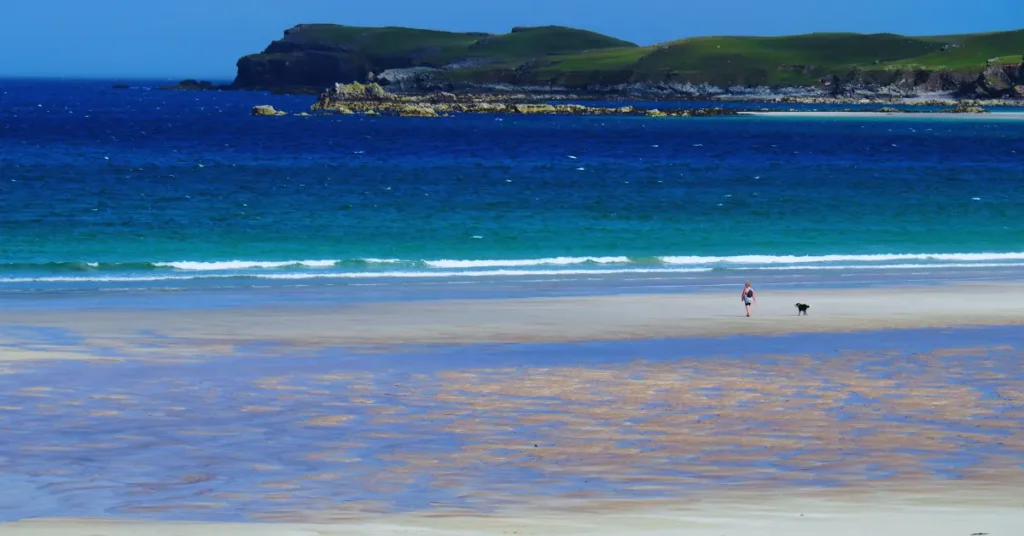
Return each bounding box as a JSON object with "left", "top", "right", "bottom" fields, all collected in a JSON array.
[
  {"left": 246, "top": 81, "right": 1023, "bottom": 118},
  {"left": 160, "top": 78, "right": 1024, "bottom": 107},
  {"left": 741, "top": 110, "right": 1024, "bottom": 119}
]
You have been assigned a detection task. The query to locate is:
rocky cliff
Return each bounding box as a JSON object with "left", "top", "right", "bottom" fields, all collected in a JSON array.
[
  {"left": 233, "top": 24, "right": 636, "bottom": 93},
  {"left": 818, "top": 61, "right": 1024, "bottom": 99}
]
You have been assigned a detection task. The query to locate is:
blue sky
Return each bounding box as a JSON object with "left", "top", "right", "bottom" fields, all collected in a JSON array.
[{"left": 1, "top": 0, "right": 1021, "bottom": 79}]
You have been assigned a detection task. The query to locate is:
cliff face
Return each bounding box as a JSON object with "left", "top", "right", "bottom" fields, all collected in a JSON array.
[
  {"left": 819, "top": 63, "right": 1024, "bottom": 98},
  {"left": 234, "top": 25, "right": 369, "bottom": 90},
  {"left": 235, "top": 51, "right": 368, "bottom": 91},
  {"left": 232, "top": 24, "right": 1024, "bottom": 98}
]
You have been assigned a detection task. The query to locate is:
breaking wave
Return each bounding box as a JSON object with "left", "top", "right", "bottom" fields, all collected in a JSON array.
[{"left": 1, "top": 252, "right": 1023, "bottom": 285}]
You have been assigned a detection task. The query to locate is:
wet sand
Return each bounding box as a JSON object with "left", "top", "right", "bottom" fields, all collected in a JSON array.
[
  {"left": 1, "top": 281, "right": 1022, "bottom": 359},
  {"left": 3, "top": 489, "right": 1022, "bottom": 535},
  {"left": 0, "top": 280, "right": 1021, "bottom": 533}
]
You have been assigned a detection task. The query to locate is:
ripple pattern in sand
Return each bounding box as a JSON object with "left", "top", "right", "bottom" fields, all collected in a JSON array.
[{"left": 0, "top": 331, "right": 1021, "bottom": 521}]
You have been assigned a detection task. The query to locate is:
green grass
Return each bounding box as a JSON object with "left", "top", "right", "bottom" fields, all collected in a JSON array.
[
  {"left": 541, "top": 30, "right": 1022, "bottom": 86},
  {"left": 543, "top": 47, "right": 652, "bottom": 70},
  {"left": 272, "top": 24, "right": 636, "bottom": 66},
  {"left": 884, "top": 29, "right": 1024, "bottom": 69},
  {"left": 278, "top": 24, "right": 481, "bottom": 55},
  {"left": 467, "top": 26, "right": 636, "bottom": 57},
  {"left": 248, "top": 24, "right": 1024, "bottom": 88},
  {"left": 618, "top": 33, "right": 952, "bottom": 85}
]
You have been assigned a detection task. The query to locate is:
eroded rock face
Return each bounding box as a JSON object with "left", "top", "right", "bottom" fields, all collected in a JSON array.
[
  {"left": 333, "top": 81, "right": 389, "bottom": 100},
  {"left": 953, "top": 61, "right": 1024, "bottom": 98},
  {"left": 812, "top": 63, "right": 1024, "bottom": 100}
]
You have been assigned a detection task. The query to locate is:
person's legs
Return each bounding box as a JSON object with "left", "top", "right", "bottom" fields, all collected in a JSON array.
[{"left": 745, "top": 302, "right": 751, "bottom": 317}]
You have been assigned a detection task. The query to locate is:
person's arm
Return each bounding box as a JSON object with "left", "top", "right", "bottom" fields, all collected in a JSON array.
[{"left": 753, "top": 290, "right": 757, "bottom": 305}]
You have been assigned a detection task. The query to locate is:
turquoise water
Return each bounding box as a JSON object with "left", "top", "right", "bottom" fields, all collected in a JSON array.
[{"left": 2, "top": 80, "right": 1023, "bottom": 289}]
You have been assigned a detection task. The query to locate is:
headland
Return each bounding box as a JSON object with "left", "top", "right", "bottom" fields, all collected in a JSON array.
[{"left": 172, "top": 24, "right": 1024, "bottom": 104}]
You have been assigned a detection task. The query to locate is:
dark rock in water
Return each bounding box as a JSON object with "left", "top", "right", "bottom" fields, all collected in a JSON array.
[
  {"left": 162, "top": 79, "right": 221, "bottom": 91},
  {"left": 949, "top": 102, "right": 988, "bottom": 114},
  {"left": 111, "top": 84, "right": 130, "bottom": 89}
]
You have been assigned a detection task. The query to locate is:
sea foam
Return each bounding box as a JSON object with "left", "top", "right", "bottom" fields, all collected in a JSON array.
[
  {"left": 153, "top": 260, "right": 340, "bottom": 270},
  {"left": 423, "top": 256, "right": 631, "bottom": 268}
]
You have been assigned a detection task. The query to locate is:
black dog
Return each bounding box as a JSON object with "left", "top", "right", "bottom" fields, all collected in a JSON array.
[{"left": 795, "top": 303, "right": 810, "bottom": 315}]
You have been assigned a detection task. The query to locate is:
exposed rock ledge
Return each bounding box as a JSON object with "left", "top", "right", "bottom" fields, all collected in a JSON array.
[
  {"left": 247, "top": 83, "right": 1002, "bottom": 117},
  {"left": 307, "top": 83, "right": 739, "bottom": 118}
]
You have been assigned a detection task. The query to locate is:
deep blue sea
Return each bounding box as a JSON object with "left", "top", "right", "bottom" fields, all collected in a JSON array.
[{"left": 2, "top": 79, "right": 1023, "bottom": 291}]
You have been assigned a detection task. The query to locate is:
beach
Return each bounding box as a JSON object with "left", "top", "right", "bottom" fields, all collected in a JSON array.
[
  {"left": 2, "top": 279, "right": 1024, "bottom": 355},
  {"left": 4, "top": 490, "right": 1023, "bottom": 535},
  {"left": 2, "top": 79, "right": 1023, "bottom": 534},
  {"left": 1, "top": 273, "right": 1023, "bottom": 534},
  {"left": 741, "top": 111, "right": 1024, "bottom": 119}
]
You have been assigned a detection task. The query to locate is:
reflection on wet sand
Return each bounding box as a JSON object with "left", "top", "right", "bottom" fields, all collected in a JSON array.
[{"left": 0, "top": 327, "right": 1021, "bottom": 522}]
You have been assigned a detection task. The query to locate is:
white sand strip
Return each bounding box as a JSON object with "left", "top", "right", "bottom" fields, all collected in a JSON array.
[
  {"left": 0, "top": 281, "right": 1022, "bottom": 358},
  {"left": 741, "top": 111, "right": 1024, "bottom": 119},
  {"left": 2, "top": 491, "right": 1021, "bottom": 535}
]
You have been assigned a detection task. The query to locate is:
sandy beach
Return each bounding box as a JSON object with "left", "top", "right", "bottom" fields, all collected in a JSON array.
[
  {"left": 3, "top": 489, "right": 1022, "bottom": 535},
  {"left": 1, "top": 278, "right": 1021, "bottom": 533},
  {"left": 1, "top": 280, "right": 1022, "bottom": 359},
  {"left": 742, "top": 111, "right": 1024, "bottom": 119}
]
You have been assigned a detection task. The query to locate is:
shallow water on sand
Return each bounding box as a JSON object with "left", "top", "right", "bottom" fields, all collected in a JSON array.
[{"left": 0, "top": 325, "right": 1021, "bottom": 521}]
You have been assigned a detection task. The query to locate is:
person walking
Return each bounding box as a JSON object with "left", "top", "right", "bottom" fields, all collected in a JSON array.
[{"left": 741, "top": 282, "right": 756, "bottom": 317}]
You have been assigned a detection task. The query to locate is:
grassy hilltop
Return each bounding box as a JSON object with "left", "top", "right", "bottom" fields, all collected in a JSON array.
[{"left": 233, "top": 24, "right": 1024, "bottom": 93}]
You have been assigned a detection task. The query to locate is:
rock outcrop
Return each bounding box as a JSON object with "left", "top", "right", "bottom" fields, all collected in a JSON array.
[
  {"left": 161, "top": 79, "right": 223, "bottom": 91},
  {"left": 949, "top": 102, "right": 988, "bottom": 113},
  {"left": 812, "top": 60, "right": 1024, "bottom": 101},
  {"left": 310, "top": 83, "right": 739, "bottom": 118},
  {"left": 251, "top": 105, "right": 286, "bottom": 116},
  {"left": 956, "top": 62, "right": 1023, "bottom": 98}
]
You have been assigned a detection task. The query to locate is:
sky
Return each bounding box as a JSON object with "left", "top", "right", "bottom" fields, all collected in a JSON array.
[{"left": 1, "top": 0, "right": 1021, "bottom": 79}]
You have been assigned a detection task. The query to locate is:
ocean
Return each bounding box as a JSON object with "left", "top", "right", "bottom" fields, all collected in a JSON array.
[{"left": 2, "top": 79, "right": 1023, "bottom": 292}]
